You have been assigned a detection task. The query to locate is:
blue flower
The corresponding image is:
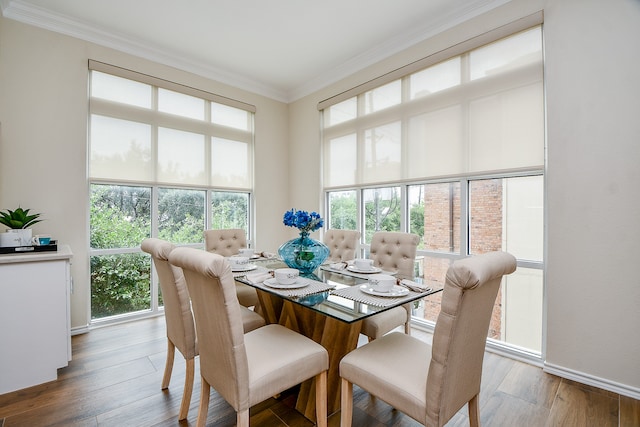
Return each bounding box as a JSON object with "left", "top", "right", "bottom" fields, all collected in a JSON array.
[{"left": 282, "top": 209, "right": 324, "bottom": 233}]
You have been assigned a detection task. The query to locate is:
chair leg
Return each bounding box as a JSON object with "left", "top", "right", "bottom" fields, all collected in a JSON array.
[
  {"left": 237, "top": 409, "right": 250, "bottom": 427},
  {"left": 340, "top": 378, "right": 353, "bottom": 427},
  {"left": 315, "top": 371, "right": 328, "bottom": 427},
  {"left": 161, "top": 339, "right": 175, "bottom": 389},
  {"left": 468, "top": 394, "right": 480, "bottom": 427},
  {"left": 196, "top": 378, "right": 211, "bottom": 427},
  {"left": 403, "top": 303, "right": 412, "bottom": 335},
  {"left": 178, "top": 357, "right": 195, "bottom": 420}
]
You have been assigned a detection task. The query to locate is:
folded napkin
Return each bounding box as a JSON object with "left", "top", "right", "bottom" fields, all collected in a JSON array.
[
  {"left": 245, "top": 271, "right": 273, "bottom": 284},
  {"left": 328, "top": 259, "right": 356, "bottom": 270},
  {"left": 329, "top": 261, "right": 348, "bottom": 270},
  {"left": 259, "top": 251, "right": 277, "bottom": 259},
  {"left": 399, "top": 279, "right": 431, "bottom": 293}
]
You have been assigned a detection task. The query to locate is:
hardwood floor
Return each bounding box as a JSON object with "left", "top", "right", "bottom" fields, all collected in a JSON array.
[{"left": 0, "top": 316, "right": 638, "bottom": 427}]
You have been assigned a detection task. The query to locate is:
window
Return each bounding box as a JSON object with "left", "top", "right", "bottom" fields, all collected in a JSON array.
[
  {"left": 363, "top": 187, "right": 401, "bottom": 243},
  {"left": 89, "top": 62, "right": 255, "bottom": 321},
  {"left": 322, "top": 25, "right": 544, "bottom": 356}
]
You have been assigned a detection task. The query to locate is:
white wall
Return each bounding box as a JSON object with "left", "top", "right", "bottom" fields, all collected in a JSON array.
[
  {"left": 0, "top": 16, "right": 291, "bottom": 330},
  {"left": 543, "top": 0, "right": 640, "bottom": 396},
  {"left": 288, "top": 0, "right": 640, "bottom": 397}
]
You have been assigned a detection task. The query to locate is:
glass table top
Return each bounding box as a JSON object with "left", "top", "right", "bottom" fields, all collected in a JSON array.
[{"left": 235, "top": 258, "right": 442, "bottom": 324}]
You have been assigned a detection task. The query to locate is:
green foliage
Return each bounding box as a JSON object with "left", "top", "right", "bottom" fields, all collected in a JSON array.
[
  {"left": 90, "top": 184, "right": 152, "bottom": 318},
  {"left": 90, "top": 185, "right": 150, "bottom": 249},
  {"left": 329, "top": 194, "right": 357, "bottom": 230},
  {"left": 364, "top": 189, "right": 401, "bottom": 242},
  {"left": 90, "top": 253, "right": 151, "bottom": 318},
  {"left": 158, "top": 188, "right": 205, "bottom": 244},
  {"left": 211, "top": 192, "right": 248, "bottom": 230},
  {"left": 89, "top": 184, "right": 250, "bottom": 319},
  {"left": 0, "top": 207, "right": 42, "bottom": 229},
  {"left": 328, "top": 189, "right": 426, "bottom": 248},
  {"left": 410, "top": 202, "right": 425, "bottom": 238}
]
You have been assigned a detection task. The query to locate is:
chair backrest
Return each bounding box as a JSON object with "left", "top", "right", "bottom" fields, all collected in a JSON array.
[
  {"left": 204, "top": 228, "right": 247, "bottom": 257},
  {"left": 323, "top": 229, "right": 361, "bottom": 262},
  {"left": 369, "top": 231, "right": 420, "bottom": 279},
  {"left": 425, "top": 251, "right": 516, "bottom": 426},
  {"left": 168, "top": 247, "right": 249, "bottom": 410},
  {"left": 141, "top": 238, "right": 197, "bottom": 359}
]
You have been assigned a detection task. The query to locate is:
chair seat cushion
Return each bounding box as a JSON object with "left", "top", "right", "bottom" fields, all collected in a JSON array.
[
  {"left": 360, "top": 306, "right": 409, "bottom": 339},
  {"left": 240, "top": 307, "right": 265, "bottom": 333},
  {"left": 236, "top": 282, "right": 259, "bottom": 307},
  {"left": 340, "top": 332, "right": 431, "bottom": 422},
  {"left": 245, "top": 324, "right": 328, "bottom": 405}
]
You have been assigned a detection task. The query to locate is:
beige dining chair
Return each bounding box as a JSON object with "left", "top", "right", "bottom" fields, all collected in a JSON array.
[
  {"left": 360, "top": 231, "right": 420, "bottom": 340},
  {"left": 340, "top": 251, "right": 517, "bottom": 427},
  {"left": 323, "top": 229, "right": 361, "bottom": 262},
  {"left": 168, "top": 246, "right": 329, "bottom": 427},
  {"left": 204, "top": 228, "right": 247, "bottom": 256},
  {"left": 141, "top": 238, "right": 265, "bottom": 421},
  {"left": 204, "top": 228, "right": 259, "bottom": 309}
]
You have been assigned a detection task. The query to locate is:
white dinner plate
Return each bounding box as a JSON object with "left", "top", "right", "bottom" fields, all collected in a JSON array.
[
  {"left": 231, "top": 264, "right": 257, "bottom": 272},
  {"left": 359, "top": 284, "right": 409, "bottom": 297},
  {"left": 264, "top": 277, "right": 308, "bottom": 289},
  {"left": 347, "top": 265, "right": 382, "bottom": 274}
]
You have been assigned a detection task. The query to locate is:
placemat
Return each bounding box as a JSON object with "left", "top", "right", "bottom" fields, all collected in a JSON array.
[
  {"left": 251, "top": 277, "right": 336, "bottom": 298},
  {"left": 330, "top": 285, "right": 428, "bottom": 307},
  {"left": 319, "top": 264, "right": 397, "bottom": 280},
  {"left": 232, "top": 265, "right": 270, "bottom": 279}
]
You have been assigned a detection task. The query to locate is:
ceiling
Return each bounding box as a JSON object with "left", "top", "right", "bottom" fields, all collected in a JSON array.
[{"left": 1, "top": 0, "right": 509, "bottom": 102}]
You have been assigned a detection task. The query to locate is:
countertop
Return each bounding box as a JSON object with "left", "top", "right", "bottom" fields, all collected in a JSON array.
[{"left": 0, "top": 244, "right": 73, "bottom": 264}]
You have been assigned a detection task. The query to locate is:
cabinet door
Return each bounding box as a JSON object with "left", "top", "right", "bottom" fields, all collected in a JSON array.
[{"left": 0, "top": 259, "right": 69, "bottom": 393}]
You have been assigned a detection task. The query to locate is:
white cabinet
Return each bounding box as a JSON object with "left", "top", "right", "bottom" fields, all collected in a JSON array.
[{"left": 0, "top": 245, "right": 72, "bottom": 394}]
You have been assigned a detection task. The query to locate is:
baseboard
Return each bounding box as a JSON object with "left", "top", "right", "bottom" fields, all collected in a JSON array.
[
  {"left": 544, "top": 362, "right": 640, "bottom": 400},
  {"left": 71, "top": 325, "right": 89, "bottom": 336}
]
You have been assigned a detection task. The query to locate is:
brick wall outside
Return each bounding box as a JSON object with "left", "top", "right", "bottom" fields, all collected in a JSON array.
[{"left": 414, "top": 179, "right": 504, "bottom": 340}]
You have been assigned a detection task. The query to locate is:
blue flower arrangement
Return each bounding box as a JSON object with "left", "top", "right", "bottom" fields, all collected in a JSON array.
[
  {"left": 282, "top": 209, "right": 323, "bottom": 234},
  {"left": 279, "top": 209, "right": 329, "bottom": 273}
]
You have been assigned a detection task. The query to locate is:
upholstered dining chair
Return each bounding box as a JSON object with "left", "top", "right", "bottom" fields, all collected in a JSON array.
[
  {"left": 204, "top": 228, "right": 259, "bottom": 309},
  {"left": 204, "top": 228, "right": 247, "bottom": 256},
  {"left": 360, "top": 231, "right": 420, "bottom": 340},
  {"left": 340, "top": 251, "right": 517, "bottom": 427},
  {"left": 168, "top": 246, "right": 329, "bottom": 427},
  {"left": 141, "top": 238, "right": 265, "bottom": 421},
  {"left": 323, "top": 229, "right": 361, "bottom": 262}
]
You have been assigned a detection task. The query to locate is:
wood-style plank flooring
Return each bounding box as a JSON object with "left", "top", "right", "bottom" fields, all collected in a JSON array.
[{"left": 1, "top": 316, "right": 638, "bottom": 427}]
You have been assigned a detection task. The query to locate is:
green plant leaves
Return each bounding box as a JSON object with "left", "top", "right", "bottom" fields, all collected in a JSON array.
[{"left": 0, "top": 207, "right": 43, "bottom": 229}]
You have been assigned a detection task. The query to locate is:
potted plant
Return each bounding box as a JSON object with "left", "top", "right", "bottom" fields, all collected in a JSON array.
[{"left": 0, "top": 207, "right": 43, "bottom": 246}]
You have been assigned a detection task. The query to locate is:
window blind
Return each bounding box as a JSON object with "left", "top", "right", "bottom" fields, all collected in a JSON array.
[
  {"left": 88, "top": 61, "right": 255, "bottom": 189},
  {"left": 321, "top": 16, "right": 544, "bottom": 188}
]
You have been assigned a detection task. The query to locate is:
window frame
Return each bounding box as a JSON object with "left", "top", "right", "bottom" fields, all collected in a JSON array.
[
  {"left": 88, "top": 63, "right": 255, "bottom": 324},
  {"left": 321, "top": 19, "right": 545, "bottom": 361}
]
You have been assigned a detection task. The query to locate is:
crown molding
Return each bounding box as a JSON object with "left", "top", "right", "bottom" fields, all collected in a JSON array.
[
  {"left": 289, "top": 0, "right": 511, "bottom": 102},
  {"left": 1, "top": 0, "right": 290, "bottom": 102},
  {"left": 2, "top": 0, "right": 512, "bottom": 104}
]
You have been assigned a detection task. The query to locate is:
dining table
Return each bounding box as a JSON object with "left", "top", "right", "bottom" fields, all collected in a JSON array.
[{"left": 234, "top": 257, "right": 443, "bottom": 421}]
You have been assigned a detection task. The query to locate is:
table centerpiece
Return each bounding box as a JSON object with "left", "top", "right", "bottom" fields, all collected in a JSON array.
[{"left": 278, "top": 209, "right": 329, "bottom": 274}]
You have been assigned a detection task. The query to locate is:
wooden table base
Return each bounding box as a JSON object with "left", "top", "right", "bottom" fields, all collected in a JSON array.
[{"left": 255, "top": 291, "right": 362, "bottom": 421}]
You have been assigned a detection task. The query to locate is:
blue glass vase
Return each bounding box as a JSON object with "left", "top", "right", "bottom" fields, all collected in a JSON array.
[{"left": 278, "top": 231, "right": 329, "bottom": 274}]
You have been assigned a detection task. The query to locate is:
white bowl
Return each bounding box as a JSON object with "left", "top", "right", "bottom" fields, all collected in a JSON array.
[
  {"left": 274, "top": 268, "right": 299, "bottom": 285},
  {"left": 368, "top": 274, "right": 395, "bottom": 293}
]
